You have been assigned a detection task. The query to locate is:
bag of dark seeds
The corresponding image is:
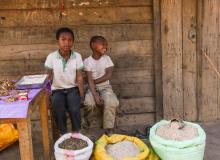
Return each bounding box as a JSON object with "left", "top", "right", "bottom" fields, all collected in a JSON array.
[{"left": 54, "top": 133, "right": 94, "bottom": 160}]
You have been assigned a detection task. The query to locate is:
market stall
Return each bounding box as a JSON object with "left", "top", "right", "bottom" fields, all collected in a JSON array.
[{"left": 0, "top": 78, "right": 51, "bottom": 160}]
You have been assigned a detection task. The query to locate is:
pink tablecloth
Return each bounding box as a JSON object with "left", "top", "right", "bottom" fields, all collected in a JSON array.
[{"left": 0, "top": 89, "right": 42, "bottom": 118}]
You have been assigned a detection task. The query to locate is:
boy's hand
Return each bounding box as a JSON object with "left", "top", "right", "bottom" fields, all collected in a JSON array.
[
  {"left": 94, "top": 93, "right": 103, "bottom": 106},
  {"left": 80, "top": 96, "right": 84, "bottom": 105}
]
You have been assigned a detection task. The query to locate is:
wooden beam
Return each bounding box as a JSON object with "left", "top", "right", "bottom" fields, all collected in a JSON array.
[
  {"left": 0, "top": 40, "right": 153, "bottom": 60},
  {"left": 182, "top": 0, "right": 197, "bottom": 121},
  {"left": 39, "top": 90, "right": 51, "bottom": 160},
  {"left": 218, "top": 1, "right": 220, "bottom": 120},
  {"left": 153, "top": 0, "right": 163, "bottom": 121},
  {"left": 0, "top": 0, "right": 152, "bottom": 9},
  {"left": 118, "top": 97, "right": 155, "bottom": 114},
  {"left": 0, "top": 24, "right": 153, "bottom": 45},
  {"left": 0, "top": 7, "right": 152, "bottom": 27},
  {"left": 199, "top": 0, "right": 219, "bottom": 121},
  {"left": 196, "top": 0, "right": 203, "bottom": 121},
  {"left": 17, "top": 118, "right": 34, "bottom": 160},
  {"left": 161, "top": 0, "right": 183, "bottom": 119}
]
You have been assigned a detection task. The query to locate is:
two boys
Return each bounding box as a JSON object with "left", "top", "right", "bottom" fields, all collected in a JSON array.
[{"left": 45, "top": 27, "right": 118, "bottom": 135}]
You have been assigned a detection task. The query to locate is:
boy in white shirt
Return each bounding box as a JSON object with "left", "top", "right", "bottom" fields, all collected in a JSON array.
[
  {"left": 83, "top": 36, "right": 119, "bottom": 133},
  {"left": 45, "top": 27, "right": 84, "bottom": 135}
]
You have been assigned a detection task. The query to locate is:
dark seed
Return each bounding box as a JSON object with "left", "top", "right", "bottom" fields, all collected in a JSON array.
[{"left": 58, "top": 137, "right": 88, "bottom": 150}]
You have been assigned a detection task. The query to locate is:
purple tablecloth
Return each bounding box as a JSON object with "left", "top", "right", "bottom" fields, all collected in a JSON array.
[{"left": 0, "top": 89, "right": 42, "bottom": 118}]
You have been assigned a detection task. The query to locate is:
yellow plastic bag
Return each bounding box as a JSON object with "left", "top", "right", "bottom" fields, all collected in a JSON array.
[
  {"left": 0, "top": 123, "right": 18, "bottom": 151},
  {"left": 93, "top": 134, "right": 160, "bottom": 160}
]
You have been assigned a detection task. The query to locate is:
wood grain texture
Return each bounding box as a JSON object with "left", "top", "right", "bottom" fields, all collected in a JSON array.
[
  {"left": 200, "top": 0, "right": 219, "bottom": 121},
  {"left": 0, "top": 40, "right": 153, "bottom": 60},
  {"left": 17, "top": 118, "right": 34, "bottom": 160},
  {"left": 118, "top": 97, "right": 155, "bottom": 114},
  {"left": 182, "top": 0, "right": 197, "bottom": 121},
  {"left": 161, "top": 0, "right": 183, "bottom": 119},
  {"left": 116, "top": 113, "right": 155, "bottom": 127},
  {"left": 0, "top": 0, "right": 152, "bottom": 9},
  {"left": 153, "top": 0, "right": 163, "bottom": 121},
  {"left": 0, "top": 7, "right": 152, "bottom": 27},
  {"left": 0, "top": 24, "right": 153, "bottom": 45}
]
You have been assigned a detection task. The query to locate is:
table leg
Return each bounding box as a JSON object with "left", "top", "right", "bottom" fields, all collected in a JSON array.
[
  {"left": 40, "top": 92, "right": 51, "bottom": 160},
  {"left": 50, "top": 107, "right": 60, "bottom": 143},
  {"left": 17, "top": 118, "right": 34, "bottom": 160}
]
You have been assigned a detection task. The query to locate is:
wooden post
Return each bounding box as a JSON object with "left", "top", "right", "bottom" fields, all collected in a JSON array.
[
  {"left": 218, "top": 1, "right": 220, "bottom": 120},
  {"left": 153, "top": 0, "right": 163, "bottom": 121},
  {"left": 17, "top": 118, "right": 34, "bottom": 160},
  {"left": 197, "top": 0, "right": 219, "bottom": 121},
  {"left": 161, "top": 0, "right": 183, "bottom": 119},
  {"left": 196, "top": 0, "right": 203, "bottom": 121},
  {"left": 39, "top": 90, "right": 51, "bottom": 160},
  {"left": 182, "top": 0, "right": 197, "bottom": 121}
]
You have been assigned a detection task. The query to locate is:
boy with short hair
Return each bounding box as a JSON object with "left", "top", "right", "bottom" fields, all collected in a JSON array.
[
  {"left": 45, "top": 27, "right": 84, "bottom": 135},
  {"left": 83, "top": 36, "right": 119, "bottom": 133}
]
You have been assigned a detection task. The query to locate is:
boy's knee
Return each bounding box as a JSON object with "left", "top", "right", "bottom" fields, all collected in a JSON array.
[
  {"left": 104, "top": 95, "right": 119, "bottom": 107},
  {"left": 68, "top": 107, "right": 80, "bottom": 114}
]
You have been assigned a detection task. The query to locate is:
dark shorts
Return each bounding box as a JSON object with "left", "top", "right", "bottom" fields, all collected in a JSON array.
[{"left": 51, "top": 87, "right": 81, "bottom": 134}]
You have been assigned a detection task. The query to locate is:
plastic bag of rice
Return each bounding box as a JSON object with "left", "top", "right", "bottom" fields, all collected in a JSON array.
[
  {"left": 106, "top": 140, "right": 140, "bottom": 160},
  {"left": 156, "top": 120, "right": 198, "bottom": 141},
  {"left": 150, "top": 120, "right": 206, "bottom": 160}
]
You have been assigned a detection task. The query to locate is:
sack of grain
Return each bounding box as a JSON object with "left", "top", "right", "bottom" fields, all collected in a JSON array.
[
  {"left": 54, "top": 133, "right": 94, "bottom": 160},
  {"left": 0, "top": 124, "right": 18, "bottom": 151},
  {"left": 94, "top": 134, "right": 159, "bottom": 160},
  {"left": 149, "top": 120, "right": 206, "bottom": 160}
]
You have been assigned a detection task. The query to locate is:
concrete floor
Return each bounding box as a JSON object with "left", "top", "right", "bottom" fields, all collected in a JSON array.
[{"left": 0, "top": 121, "right": 220, "bottom": 160}]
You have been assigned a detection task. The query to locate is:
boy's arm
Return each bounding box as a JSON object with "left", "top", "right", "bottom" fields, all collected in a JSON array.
[
  {"left": 86, "top": 71, "right": 102, "bottom": 105},
  {"left": 47, "top": 69, "right": 53, "bottom": 82},
  {"left": 76, "top": 70, "right": 84, "bottom": 102},
  {"left": 94, "top": 67, "right": 113, "bottom": 84}
]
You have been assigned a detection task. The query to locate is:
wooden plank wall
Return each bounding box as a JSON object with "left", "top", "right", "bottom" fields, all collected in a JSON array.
[
  {"left": 0, "top": 0, "right": 155, "bottom": 129},
  {"left": 161, "top": 0, "right": 220, "bottom": 122},
  {"left": 2, "top": 0, "right": 220, "bottom": 125}
]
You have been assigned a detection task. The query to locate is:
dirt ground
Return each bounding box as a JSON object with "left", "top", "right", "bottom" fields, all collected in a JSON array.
[{"left": 0, "top": 120, "right": 220, "bottom": 160}]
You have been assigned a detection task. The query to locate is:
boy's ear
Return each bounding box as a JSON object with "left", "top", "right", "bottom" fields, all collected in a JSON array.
[{"left": 91, "top": 42, "right": 95, "bottom": 49}]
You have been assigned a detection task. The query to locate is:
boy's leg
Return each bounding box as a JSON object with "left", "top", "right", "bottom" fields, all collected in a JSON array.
[
  {"left": 66, "top": 88, "right": 81, "bottom": 132},
  {"left": 83, "top": 90, "right": 96, "bottom": 128},
  {"left": 99, "top": 85, "right": 119, "bottom": 129},
  {"left": 51, "top": 90, "right": 67, "bottom": 134}
]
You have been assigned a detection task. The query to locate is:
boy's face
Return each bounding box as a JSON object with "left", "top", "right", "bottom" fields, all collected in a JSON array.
[
  {"left": 58, "top": 32, "right": 73, "bottom": 52},
  {"left": 92, "top": 40, "right": 108, "bottom": 55}
]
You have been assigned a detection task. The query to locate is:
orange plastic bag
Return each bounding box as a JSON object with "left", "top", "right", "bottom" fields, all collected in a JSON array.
[{"left": 0, "top": 124, "right": 18, "bottom": 151}]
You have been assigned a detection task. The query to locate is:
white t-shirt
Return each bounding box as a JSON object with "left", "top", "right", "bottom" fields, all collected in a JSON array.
[
  {"left": 84, "top": 55, "right": 114, "bottom": 86},
  {"left": 45, "top": 50, "right": 83, "bottom": 90}
]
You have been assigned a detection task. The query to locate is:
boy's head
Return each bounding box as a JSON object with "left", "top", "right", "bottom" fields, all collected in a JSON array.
[
  {"left": 90, "top": 36, "right": 108, "bottom": 55},
  {"left": 56, "top": 27, "right": 74, "bottom": 52}
]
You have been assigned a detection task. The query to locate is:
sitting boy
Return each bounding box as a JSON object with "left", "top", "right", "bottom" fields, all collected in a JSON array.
[
  {"left": 45, "top": 27, "right": 84, "bottom": 135},
  {"left": 83, "top": 36, "right": 119, "bottom": 134}
]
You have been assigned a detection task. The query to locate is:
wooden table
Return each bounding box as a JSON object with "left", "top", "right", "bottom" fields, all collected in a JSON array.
[{"left": 0, "top": 88, "right": 51, "bottom": 160}]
